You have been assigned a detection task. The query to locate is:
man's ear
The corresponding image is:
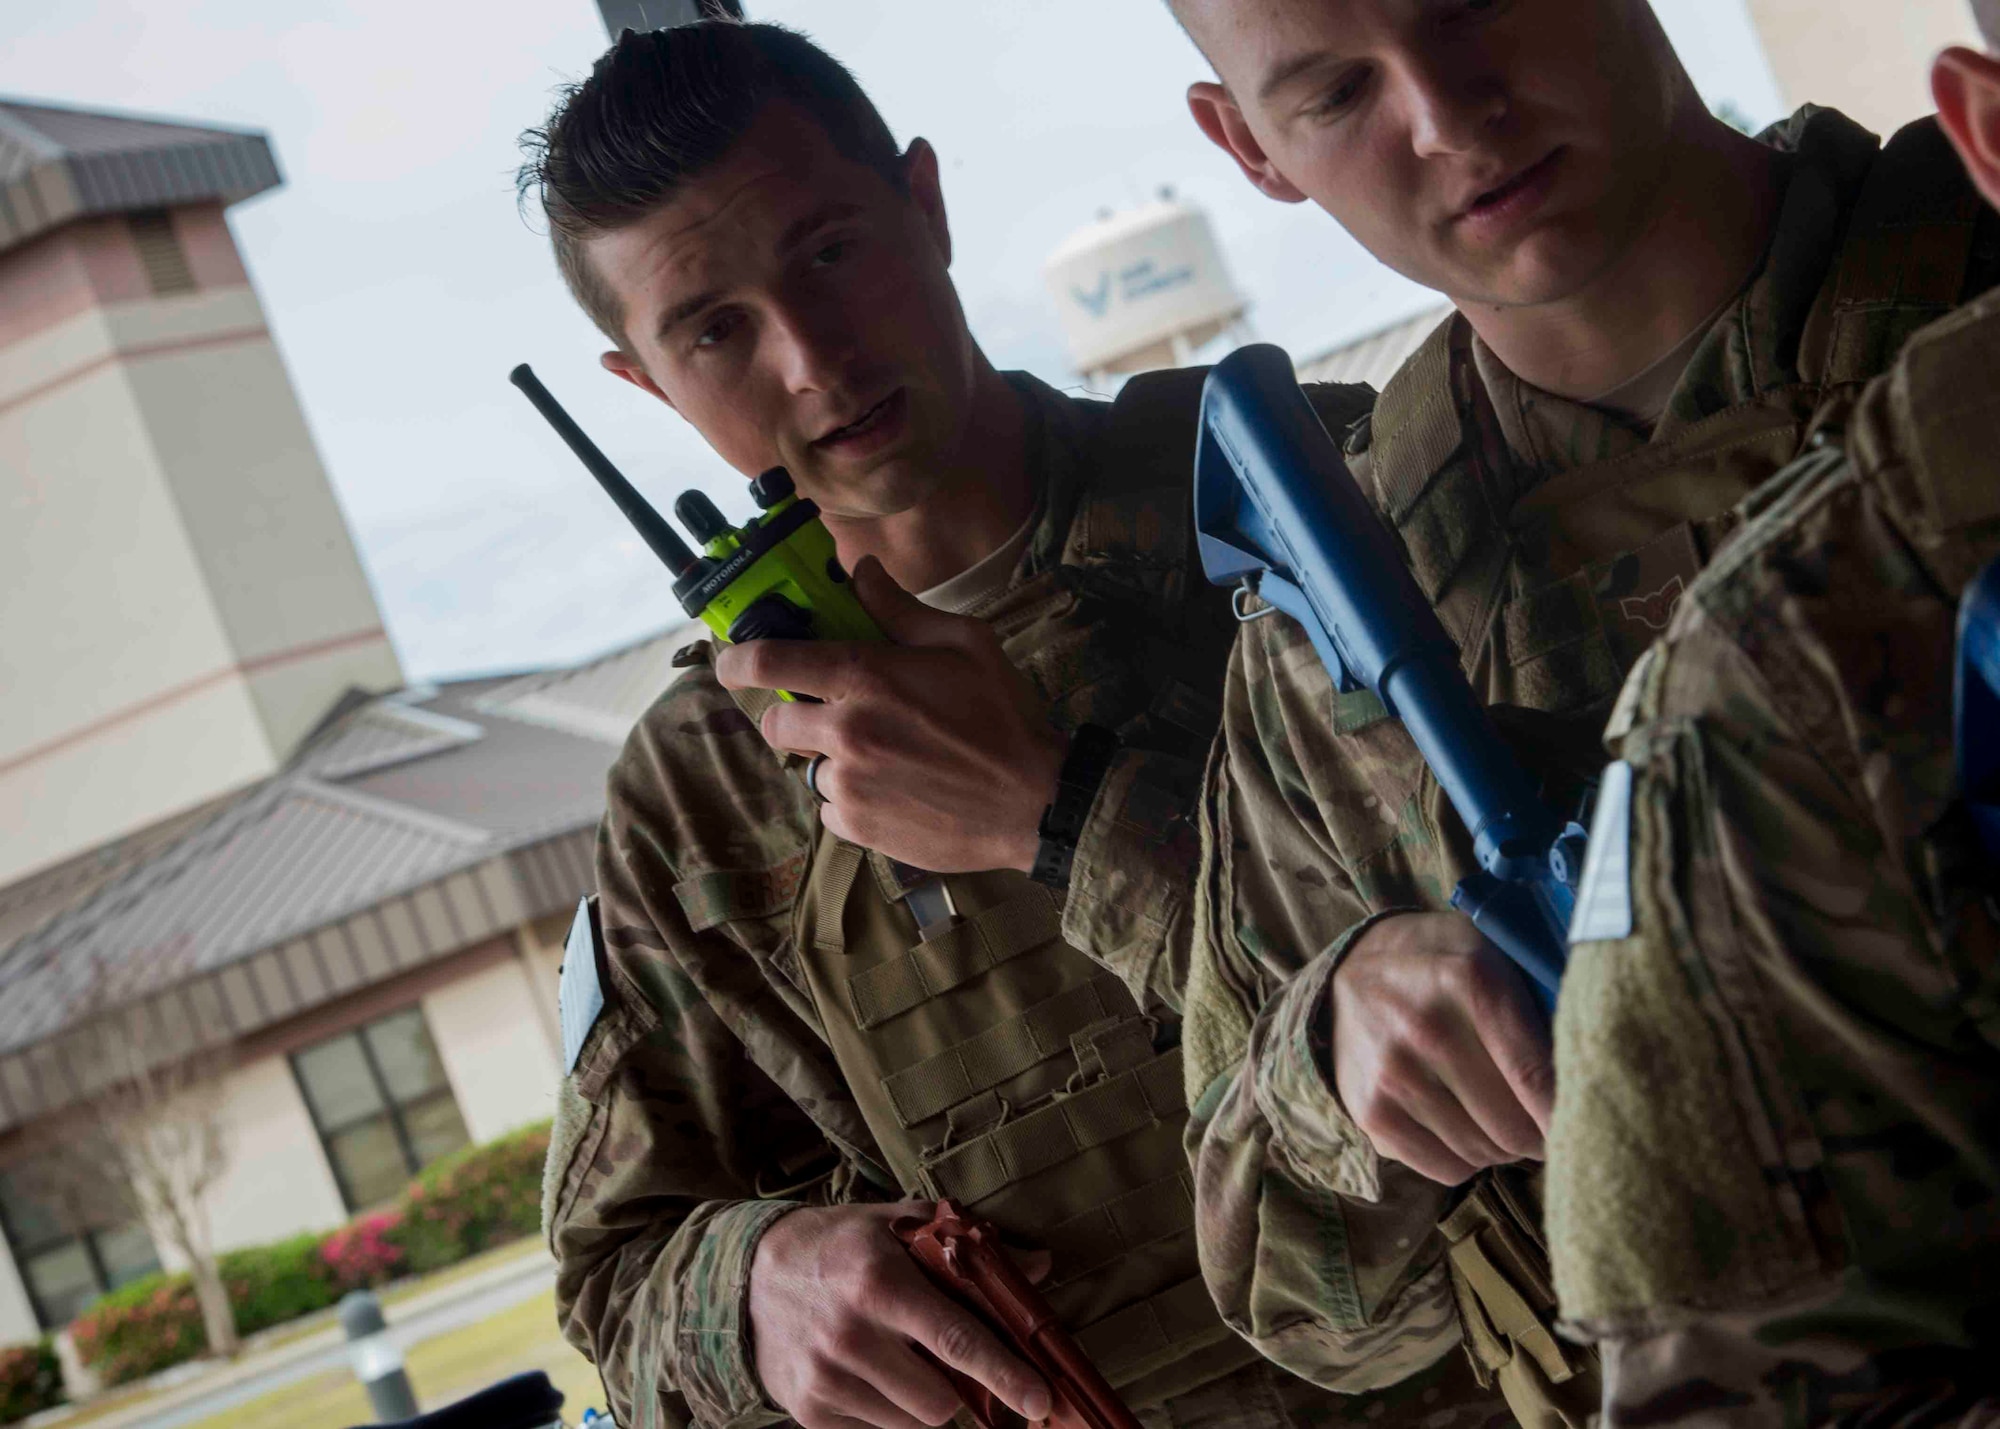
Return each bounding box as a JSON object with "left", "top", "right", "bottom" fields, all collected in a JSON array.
[
  {"left": 902, "top": 137, "right": 951, "bottom": 266},
  {"left": 1934, "top": 46, "right": 2000, "bottom": 211},
  {"left": 1186, "top": 81, "right": 1309, "bottom": 203},
  {"left": 601, "top": 350, "right": 676, "bottom": 411}
]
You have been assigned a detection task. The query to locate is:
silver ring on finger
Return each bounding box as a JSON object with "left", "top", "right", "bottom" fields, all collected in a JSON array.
[{"left": 805, "top": 752, "right": 830, "bottom": 802}]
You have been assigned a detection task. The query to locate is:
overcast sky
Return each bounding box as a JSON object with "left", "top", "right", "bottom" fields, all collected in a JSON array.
[{"left": 1, "top": 2, "right": 1787, "bottom": 680}]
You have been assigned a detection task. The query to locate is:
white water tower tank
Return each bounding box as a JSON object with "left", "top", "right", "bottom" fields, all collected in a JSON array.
[{"left": 1044, "top": 192, "right": 1249, "bottom": 380}]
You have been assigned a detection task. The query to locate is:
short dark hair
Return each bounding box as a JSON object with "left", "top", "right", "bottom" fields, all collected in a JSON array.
[
  {"left": 1976, "top": 0, "right": 2000, "bottom": 49},
  {"left": 519, "top": 21, "right": 905, "bottom": 346}
]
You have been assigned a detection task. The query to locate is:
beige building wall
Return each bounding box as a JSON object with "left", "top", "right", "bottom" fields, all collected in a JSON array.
[
  {"left": 0, "top": 208, "right": 402, "bottom": 888},
  {"left": 1745, "top": 0, "right": 1979, "bottom": 137},
  {"left": 422, "top": 956, "right": 563, "bottom": 1147},
  {"left": 198, "top": 1055, "right": 350, "bottom": 1259},
  {"left": 0, "top": 1226, "right": 39, "bottom": 1348}
]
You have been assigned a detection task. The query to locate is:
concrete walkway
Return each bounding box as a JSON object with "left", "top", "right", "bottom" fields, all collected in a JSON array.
[{"left": 43, "top": 1243, "right": 556, "bottom": 1429}]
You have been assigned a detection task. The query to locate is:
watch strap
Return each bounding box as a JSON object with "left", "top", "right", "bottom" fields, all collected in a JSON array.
[{"left": 1029, "top": 724, "right": 1119, "bottom": 890}]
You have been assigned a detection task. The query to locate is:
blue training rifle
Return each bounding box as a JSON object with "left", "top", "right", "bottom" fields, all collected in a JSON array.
[
  {"left": 1192, "top": 344, "right": 1585, "bottom": 1007},
  {"left": 1959, "top": 556, "right": 2000, "bottom": 864}
]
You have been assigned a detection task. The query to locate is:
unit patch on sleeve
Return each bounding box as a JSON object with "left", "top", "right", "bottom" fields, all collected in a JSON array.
[
  {"left": 559, "top": 897, "right": 607, "bottom": 1073},
  {"left": 1569, "top": 761, "right": 1634, "bottom": 944}
]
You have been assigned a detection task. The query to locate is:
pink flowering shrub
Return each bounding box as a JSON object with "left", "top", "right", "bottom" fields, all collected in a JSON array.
[{"left": 320, "top": 1211, "right": 406, "bottom": 1289}]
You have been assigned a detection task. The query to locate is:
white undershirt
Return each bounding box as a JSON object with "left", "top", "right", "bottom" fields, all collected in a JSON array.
[
  {"left": 916, "top": 504, "right": 1040, "bottom": 615},
  {"left": 1578, "top": 278, "right": 1752, "bottom": 428}
]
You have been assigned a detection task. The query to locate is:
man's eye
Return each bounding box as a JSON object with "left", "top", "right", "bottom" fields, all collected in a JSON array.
[
  {"left": 694, "top": 312, "right": 740, "bottom": 349},
  {"left": 1452, "top": 0, "right": 1508, "bottom": 20},
  {"left": 1309, "top": 69, "right": 1370, "bottom": 118},
  {"left": 810, "top": 239, "right": 850, "bottom": 267}
]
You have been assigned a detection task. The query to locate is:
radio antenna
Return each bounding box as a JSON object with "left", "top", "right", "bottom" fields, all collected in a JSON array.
[{"left": 509, "top": 363, "right": 700, "bottom": 577}]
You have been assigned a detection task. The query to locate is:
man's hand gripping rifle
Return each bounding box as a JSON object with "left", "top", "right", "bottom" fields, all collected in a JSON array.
[{"left": 1193, "top": 345, "right": 1584, "bottom": 1007}]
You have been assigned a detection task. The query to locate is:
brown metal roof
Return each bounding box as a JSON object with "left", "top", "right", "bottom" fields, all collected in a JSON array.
[
  {"left": 0, "top": 796, "right": 234, "bottom": 958},
  {"left": 341, "top": 683, "right": 633, "bottom": 844},
  {"left": 0, "top": 625, "right": 690, "bottom": 1131},
  {"left": 0, "top": 97, "right": 280, "bottom": 256},
  {"left": 1298, "top": 305, "right": 1453, "bottom": 392},
  {"left": 474, "top": 622, "right": 701, "bottom": 745}
]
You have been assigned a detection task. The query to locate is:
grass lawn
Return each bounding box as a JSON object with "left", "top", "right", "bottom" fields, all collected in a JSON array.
[{"left": 175, "top": 1289, "right": 605, "bottom": 1429}]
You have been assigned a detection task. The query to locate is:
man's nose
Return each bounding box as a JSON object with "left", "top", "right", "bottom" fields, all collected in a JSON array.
[
  {"left": 765, "top": 302, "right": 854, "bottom": 396},
  {"left": 1400, "top": 51, "right": 1509, "bottom": 159}
]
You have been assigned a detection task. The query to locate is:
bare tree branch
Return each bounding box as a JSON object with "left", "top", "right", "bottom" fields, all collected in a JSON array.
[{"left": 16, "top": 962, "right": 238, "bottom": 1354}]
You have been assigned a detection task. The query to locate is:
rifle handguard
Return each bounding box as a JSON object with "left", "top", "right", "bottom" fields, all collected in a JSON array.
[{"left": 891, "top": 1202, "right": 1142, "bottom": 1429}]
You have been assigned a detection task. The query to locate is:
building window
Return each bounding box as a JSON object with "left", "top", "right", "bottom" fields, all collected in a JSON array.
[
  {"left": 291, "top": 1007, "right": 470, "bottom": 1212},
  {"left": 0, "top": 1172, "right": 160, "bottom": 1330},
  {"left": 127, "top": 209, "right": 196, "bottom": 296}
]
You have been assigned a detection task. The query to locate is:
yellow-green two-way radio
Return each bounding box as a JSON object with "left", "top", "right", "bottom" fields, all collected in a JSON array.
[{"left": 510, "top": 364, "right": 881, "bottom": 699}]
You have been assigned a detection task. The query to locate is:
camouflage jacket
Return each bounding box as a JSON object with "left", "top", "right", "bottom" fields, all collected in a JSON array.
[
  {"left": 542, "top": 369, "right": 1385, "bottom": 1429},
  {"left": 1178, "top": 108, "right": 2000, "bottom": 1396},
  {"left": 1550, "top": 287, "right": 2000, "bottom": 1423}
]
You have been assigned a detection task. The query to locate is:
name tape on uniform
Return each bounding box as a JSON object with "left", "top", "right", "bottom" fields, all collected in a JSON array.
[
  {"left": 560, "top": 897, "right": 607, "bottom": 1072},
  {"left": 1569, "top": 761, "right": 1635, "bottom": 944}
]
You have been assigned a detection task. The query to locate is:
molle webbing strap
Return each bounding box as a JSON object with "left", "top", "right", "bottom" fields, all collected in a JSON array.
[
  {"left": 1044, "top": 1170, "right": 1196, "bottom": 1287},
  {"left": 812, "top": 841, "right": 866, "bottom": 952},
  {"left": 1073, "top": 1276, "right": 1230, "bottom": 1381},
  {"left": 924, "top": 1049, "right": 1185, "bottom": 1205},
  {"left": 1440, "top": 1181, "right": 1587, "bottom": 1388},
  {"left": 882, "top": 974, "right": 1129, "bottom": 1128},
  {"left": 846, "top": 888, "right": 1062, "bottom": 1029},
  {"left": 1799, "top": 119, "right": 1983, "bottom": 390},
  {"left": 1363, "top": 317, "right": 1463, "bottom": 521},
  {"left": 1071, "top": 1016, "right": 1158, "bottom": 1080}
]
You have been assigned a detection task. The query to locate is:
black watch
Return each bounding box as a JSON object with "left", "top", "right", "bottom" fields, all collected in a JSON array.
[{"left": 1029, "top": 724, "right": 1119, "bottom": 890}]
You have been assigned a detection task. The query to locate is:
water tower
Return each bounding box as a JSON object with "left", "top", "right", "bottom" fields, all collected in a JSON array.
[{"left": 1043, "top": 189, "right": 1250, "bottom": 387}]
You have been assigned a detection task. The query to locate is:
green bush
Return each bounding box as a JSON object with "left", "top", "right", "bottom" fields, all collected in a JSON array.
[
  {"left": 68, "top": 1275, "right": 205, "bottom": 1387},
  {"left": 220, "top": 1233, "right": 340, "bottom": 1335},
  {"left": 389, "top": 1122, "right": 550, "bottom": 1274},
  {"left": 0, "top": 1341, "right": 63, "bottom": 1424}
]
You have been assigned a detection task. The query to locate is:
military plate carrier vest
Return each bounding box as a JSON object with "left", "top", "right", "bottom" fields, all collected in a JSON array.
[
  {"left": 735, "top": 370, "right": 1263, "bottom": 1409},
  {"left": 1348, "top": 114, "right": 1991, "bottom": 1427}
]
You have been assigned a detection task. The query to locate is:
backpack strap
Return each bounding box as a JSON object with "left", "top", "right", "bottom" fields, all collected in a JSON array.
[
  {"left": 1061, "top": 367, "right": 1212, "bottom": 604},
  {"left": 1797, "top": 117, "right": 1986, "bottom": 390},
  {"left": 1365, "top": 313, "right": 1465, "bottom": 522}
]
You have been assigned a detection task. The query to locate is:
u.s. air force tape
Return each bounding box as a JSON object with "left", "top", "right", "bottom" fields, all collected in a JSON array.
[
  {"left": 559, "top": 897, "right": 607, "bottom": 1072},
  {"left": 1569, "top": 761, "right": 1634, "bottom": 944}
]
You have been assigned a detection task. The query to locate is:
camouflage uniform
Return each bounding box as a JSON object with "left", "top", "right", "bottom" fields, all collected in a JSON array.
[
  {"left": 542, "top": 369, "right": 1512, "bottom": 1429},
  {"left": 1179, "top": 108, "right": 2000, "bottom": 1413},
  {"left": 1550, "top": 286, "right": 2000, "bottom": 1422}
]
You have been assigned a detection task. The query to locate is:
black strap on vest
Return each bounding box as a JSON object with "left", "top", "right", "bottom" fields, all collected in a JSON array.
[{"left": 1798, "top": 117, "right": 1986, "bottom": 391}]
